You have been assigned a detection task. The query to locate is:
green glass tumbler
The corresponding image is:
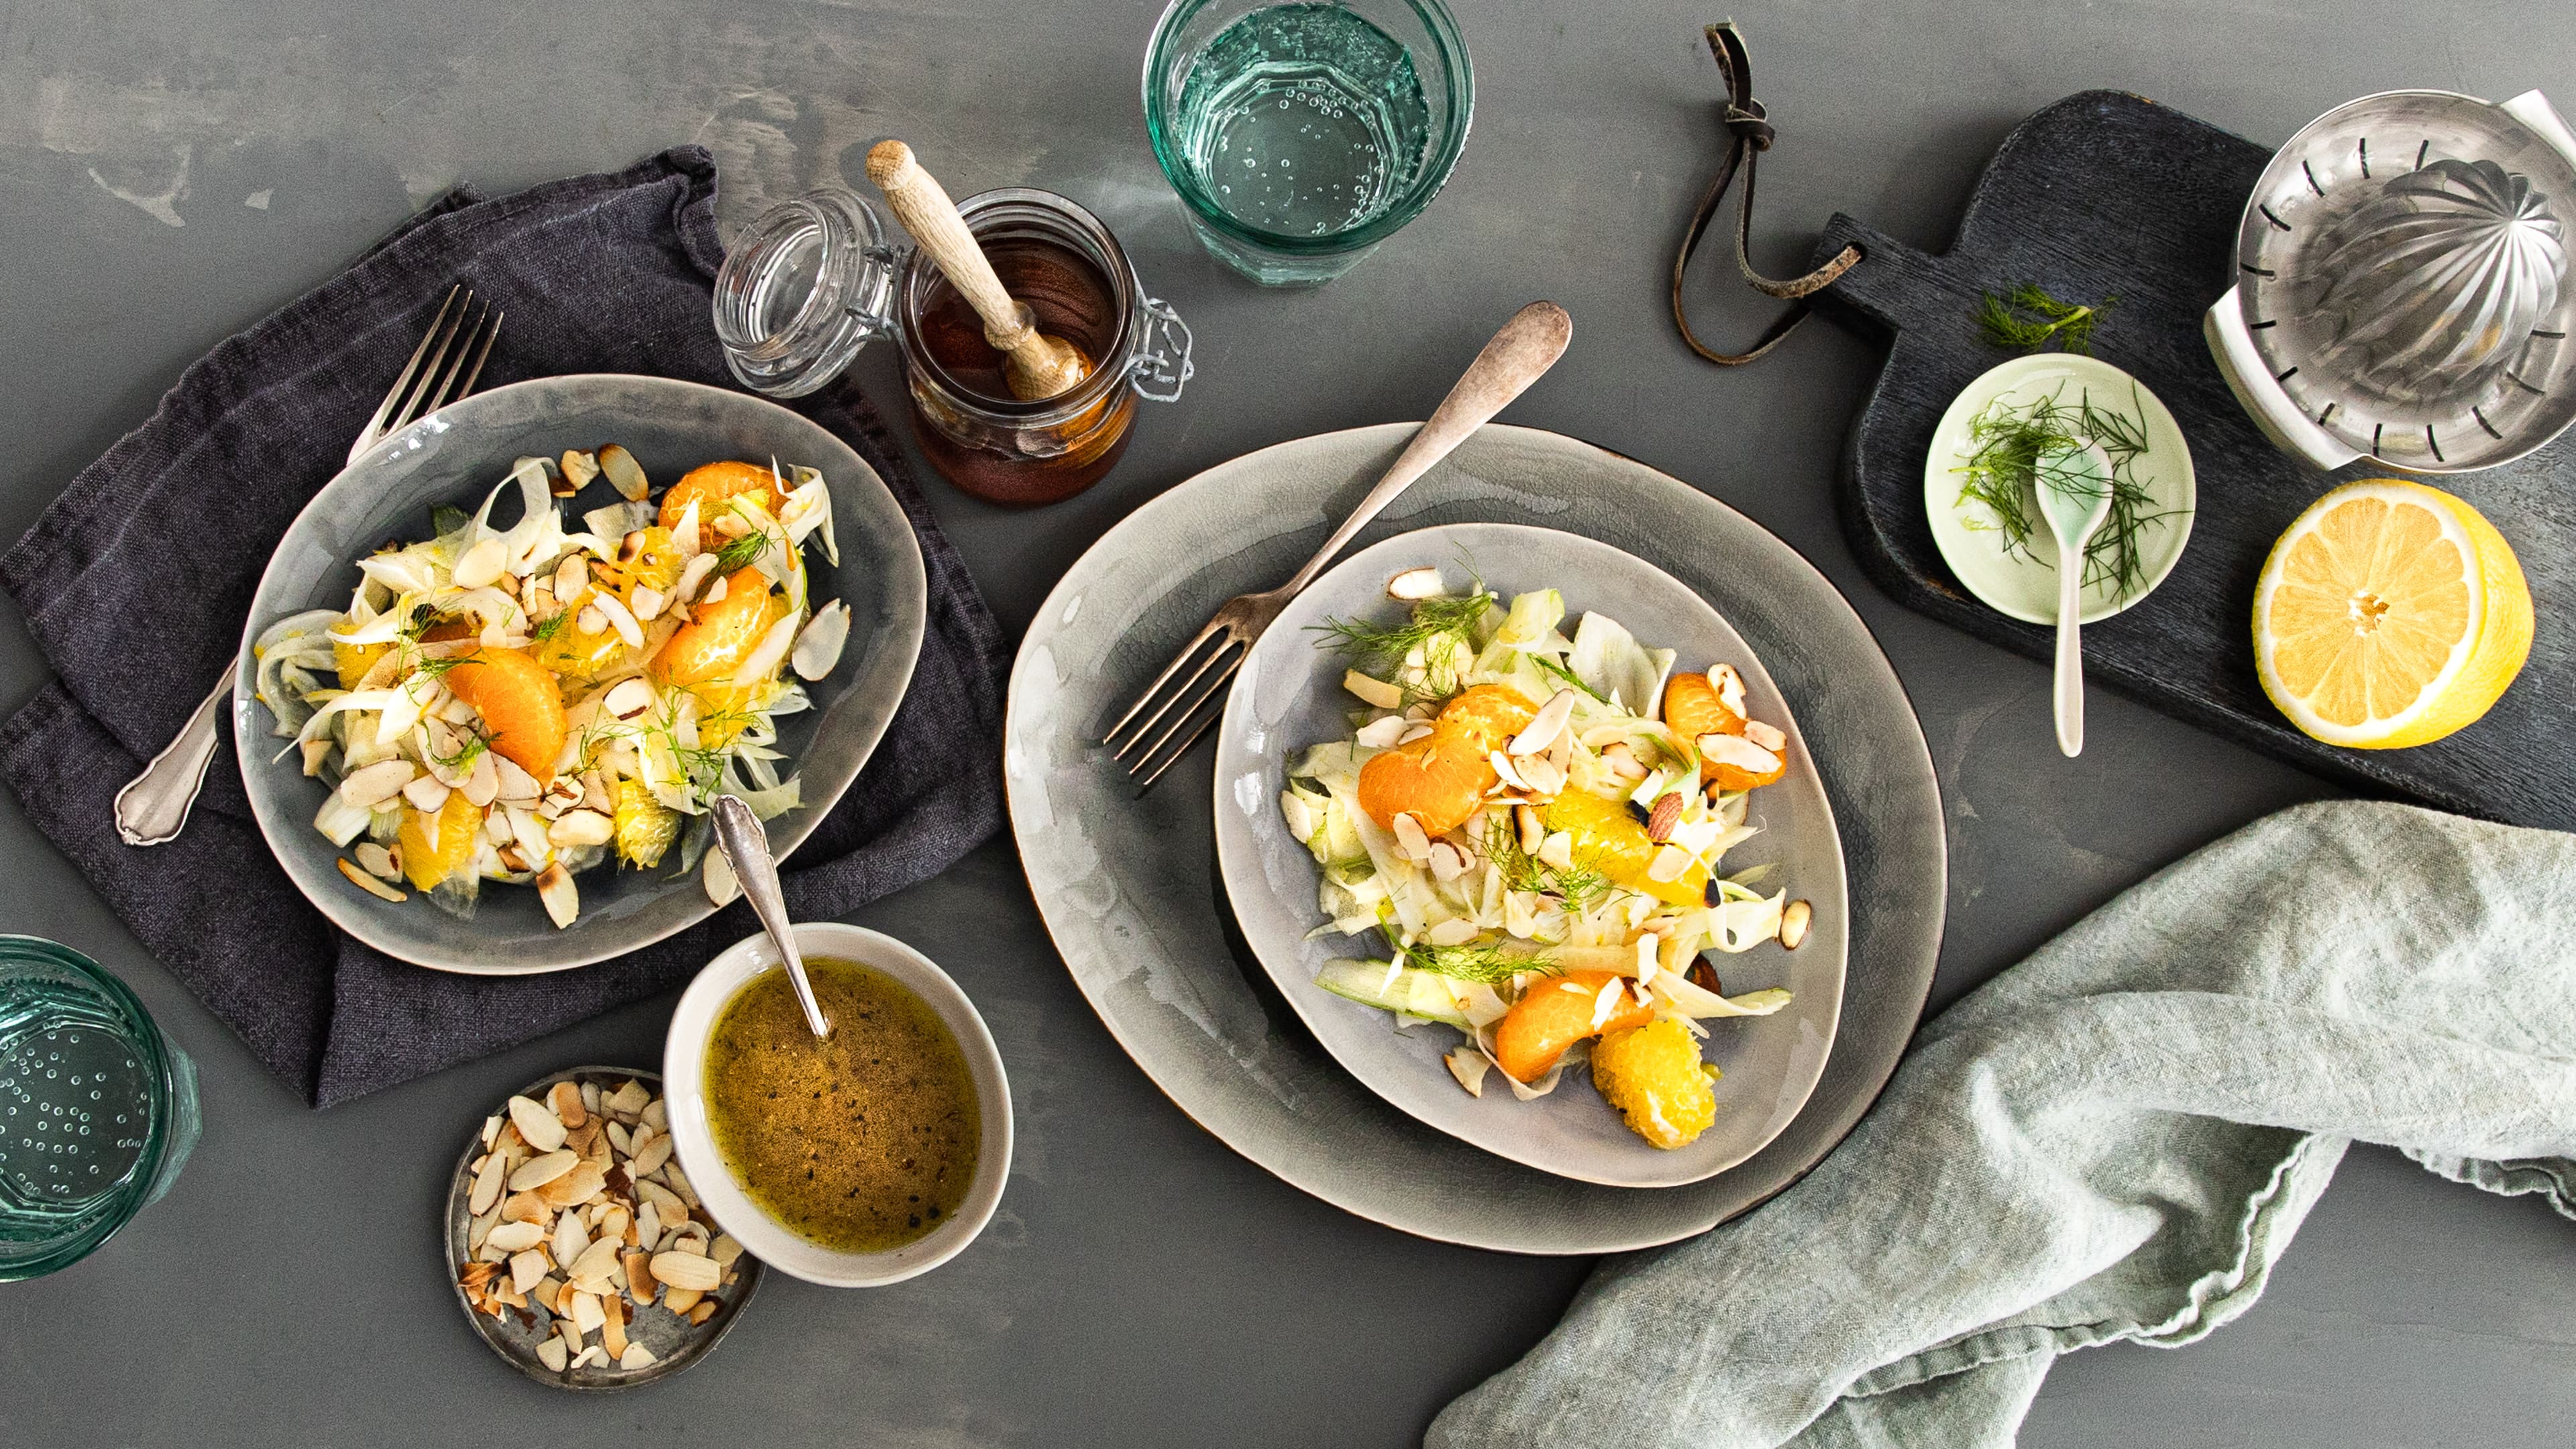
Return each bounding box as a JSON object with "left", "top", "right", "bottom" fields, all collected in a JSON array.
[
  {"left": 1144, "top": 0, "right": 1472, "bottom": 286},
  {"left": 0, "top": 937, "right": 199, "bottom": 1280}
]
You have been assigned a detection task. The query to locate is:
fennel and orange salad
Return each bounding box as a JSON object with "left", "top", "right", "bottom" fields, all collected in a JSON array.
[
  {"left": 1280, "top": 569, "right": 1809, "bottom": 1150},
  {"left": 252, "top": 449, "right": 851, "bottom": 928}
]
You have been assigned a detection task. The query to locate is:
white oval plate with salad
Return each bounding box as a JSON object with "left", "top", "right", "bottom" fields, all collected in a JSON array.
[{"left": 1211, "top": 523, "right": 1846, "bottom": 1189}]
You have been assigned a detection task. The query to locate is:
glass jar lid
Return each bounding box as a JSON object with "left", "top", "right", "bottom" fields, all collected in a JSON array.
[{"left": 712, "top": 189, "right": 902, "bottom": 399}]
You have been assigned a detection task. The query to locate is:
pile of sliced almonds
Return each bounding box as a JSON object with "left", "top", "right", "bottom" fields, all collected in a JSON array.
[{"left": 456, "top": 1075, "right": 747, "bottom": 1376}]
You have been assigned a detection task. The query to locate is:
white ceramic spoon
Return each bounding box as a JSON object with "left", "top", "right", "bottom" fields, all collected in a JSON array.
[{"left": 2035, "top": 440, "right": 2115, "bottom": 757}]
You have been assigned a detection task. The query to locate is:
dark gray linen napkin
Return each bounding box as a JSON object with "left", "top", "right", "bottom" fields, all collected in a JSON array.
[{"left": 0, "top": 147, "right": 1007, "bottom": 1107}]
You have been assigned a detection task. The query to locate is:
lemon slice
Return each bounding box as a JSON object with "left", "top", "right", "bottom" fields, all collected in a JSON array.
[{"left": 2253, "top": 479, "right": 2532, "bottom": 749}]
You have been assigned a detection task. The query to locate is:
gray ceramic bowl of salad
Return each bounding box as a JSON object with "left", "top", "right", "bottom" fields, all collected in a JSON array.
[
  {"left": 1211, "top": 523, "right": 1846, "bottom": 1189},
  {"left": 233, "top": 375, "right": 926, "bottom": 974}
]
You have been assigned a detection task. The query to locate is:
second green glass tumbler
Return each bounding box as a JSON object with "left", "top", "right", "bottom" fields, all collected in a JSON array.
[{"left": 1144, "top": 0, "right": 1472, "bottom": 286}]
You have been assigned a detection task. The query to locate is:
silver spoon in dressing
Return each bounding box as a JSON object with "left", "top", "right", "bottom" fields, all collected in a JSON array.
[
  {"left": 710, "top": 793, "right": 830, "bottom": 1038},
  {"left": 2035, "top": 438, "right": 2116, "bottom": 759}
]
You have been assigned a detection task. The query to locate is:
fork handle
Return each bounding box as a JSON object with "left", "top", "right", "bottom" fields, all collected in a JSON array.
[
  {"left": 113, "top": 662, "right": 236, "bottom": 847},
  {"left": 1279, "top": 301, "right": 1574, "bottom": 597}
]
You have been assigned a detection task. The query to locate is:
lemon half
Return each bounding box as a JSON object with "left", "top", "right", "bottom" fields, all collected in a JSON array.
[{"left": 2253, "top": 479, "right": 2532, "bottom": 749}]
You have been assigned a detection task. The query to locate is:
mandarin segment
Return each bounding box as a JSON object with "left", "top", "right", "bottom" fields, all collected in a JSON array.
[
  {"left": 657, "top": 460, "right": 780, "bottom": 531},
  {"left": 1352, "top": 684, "right": 1538, "bottom": 836},
  {"left": 443, "top": 646, "right": 568, "bottom": 780},
  {"left": 1493, "top": 971, "right": 1654, "bottom": 1084},
  {"left": 649, "top": 568, "right": 786, "bottom": 688}
]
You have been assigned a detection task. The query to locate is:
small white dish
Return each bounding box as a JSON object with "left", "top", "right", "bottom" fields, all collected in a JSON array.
[
  {"left": 1923, "top": 353, "right": 2197, "bottom": 625},
  {"left": 662, "top": 922, "right": 1012, "bottom": 1288}
]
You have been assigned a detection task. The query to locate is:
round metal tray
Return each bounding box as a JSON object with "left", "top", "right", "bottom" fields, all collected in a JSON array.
[{"left": 442, "top": 1065, "right": 763, "bottom": 1390}]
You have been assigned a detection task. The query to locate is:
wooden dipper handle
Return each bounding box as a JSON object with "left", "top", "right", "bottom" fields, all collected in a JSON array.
[{"left": 865, "top": 140, "right": 1090, "bottom": 401}]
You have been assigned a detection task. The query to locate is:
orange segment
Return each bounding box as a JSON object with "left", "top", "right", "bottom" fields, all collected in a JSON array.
[
  {"left": 1493, "top": 971, "right": 1654, "bottom": 1083},
  {"left": 2254, "top": 480, "right": 2530, "bottom": 749},
  {"left": 1354, "top": 684, "right": 1538, "bottom": 836},
  {"left": 1543, "top": 788, "right": 1708, "bottom": 908},
  {"left": 657, "top": 461, "right": 780, "bottom": 531},
  {"left": 443, "top": 646, "right": 568, "bottom": 781},
  {"left": 398, "top": 789, "right": 484, "bottom": 891},
  {"left": 1660, "top": 672, "right": 1744, "bottom": 747},
  {"left": 649, "top": 568, "right": 787, "bottom": 688}
]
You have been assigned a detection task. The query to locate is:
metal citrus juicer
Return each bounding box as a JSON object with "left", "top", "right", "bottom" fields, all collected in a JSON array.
[{"left": 2206, "top": 88, "right": 2576, "bottom": 472}]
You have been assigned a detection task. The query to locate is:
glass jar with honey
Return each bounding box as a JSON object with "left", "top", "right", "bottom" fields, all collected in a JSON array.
[{"left": 712, "top": 185, "right": 1192, "bottom": 507}]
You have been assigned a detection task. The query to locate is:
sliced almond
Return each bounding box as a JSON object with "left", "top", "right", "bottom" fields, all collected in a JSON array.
[
  {"left": 511, "top": 1148, "right": 578, "bottom": 1190},
  {"left": 536, "top": 1338, "right": 570, "bottom": 1373},
  {"left": 537, "top": 1159, "right": 607, "bottom": 1209},
  {"left": 702, "top": 574, "right": 729, "bottom": 604},
  {"left": 1385, "top": 566, "right": 1446, "bottom": 600},
  {"left": 541, "top": 1079, "right": 585, "bottom": 1130},
  {"left": 486, "top": 1219, "right": 547, "bottom": 1254},
  {"left": 568, "top": 1289, "right": 608, "bottom": 1336},
  {"left": 1537, "top": 830, "right": 1576, "bottom": 871},
  {"left": 508, "top": 1095, "right": 568, "bottom": 1152},
  {"left": 558, "top": 449, "right": 602, "bottom": 493},
  {"left": 629, "top": 1132, "right": 675, "bottom": 1178},
  {"left": 548, "top": 809, "right": 615, "bottom": 849},
  {"left": 553, "top": 554, "right": 592, "bottom": 609},
  {"left": 534, "top": 1276, "right": 565, "bottom": 1315},
  {"left": 672, "top": 551, "right": 718, "bottom": 603},
  {"left": 601, "top": 677, "right": 654, "bottom": 721},
  {"left": 1646, "top": 843, "right": 1691, "bottom": 883},
  {"left": 662, "top": 1285, "right": 704, "bottom": 1316},
  {"left": 1711, "top": 663, "right": 1748, "bottom": 717},
  {"left": 578, "top": 604, "right": 608, "bottom": 635},
  {"left": 1514, "top": 804, "right": 1545, "bottom": 855},
  {"left": 337, "top": 758, "right": 417, "bottom": 809},
  {"left": 1646, "top": 792, "right": 1684, "bottom": 843},
  {"left": 535, "top": 862, "right": 580, "bottom": 929},
  {"left": 400, "top": 773, "right": 453, "bottom": 813},
  {"left": 468, "top": 1152, "right": 506, "bottom": 1215},
  {"left": 1389, "top": 811, "right": 1433, "bottom": 863},
  {"left": 649, "top": 1251, "right": 721, "bottom": 1293},
  {"left": 568, "top": 1236, "right": 623, "bottom": 1287},
  {"left": 621, "top": 1343, "right": 659, "bottom": 1370},
  {"left": 352, "top": 841, "right": 399, "bottom": 881},
  {"left": 598, "top": 443, "right": 649, "bottom": 502},
  {"left": 708, "top": 1234, "right": 744, "bottom": 1268},
  {"left": 589, "top": 588, "right": 644, "bottom": 649},
  {"left": 480, "top": 1114, "right": 503, "bottom": 1149},
  {"left": 627, "top": 585, "right": 666, "bottom": 623},
  {"left": 1514, "top": 753, "right": 1565, "bottom": 797},
  {"left": 1426, "top": 841, "right": 1469, "bottom": 883},
  {"left": 500, "top": 1189, "right": 550, "bottom": 1226},
  {"left": 601, "top": 1293, "right": 630, "bottom": 1359},
  {"left": 453, "top": 537, "right": 509, "bottom": 590},
  {"left": 553, "top": 1208, "right": 590, "bottom": 1267},
  {"left": 1779, "top": 898, "right": 1813, "bottom": 951},
  {"left": 1699, "top": 733, "right": 1782, "bottom": 777},
  {"left": 1599, "top": 741, "right": 1648, "bottom": 782},
  {"left": 623, "top": 1250, "right": 657, "bottom": 1302},
  {"left": 460, "top": 750, "right": 501, "bottom": 808},
  {"left": 509, "top": 1248, "right": 551, "bottom": 1293},
  {"left": 688, "top": 1301, "right": 717, "bottom": 1327},
  {"left": 634, "top": 1177, "right": 686, "bottom": 1221},
  {"left": 640, "top": 1097, "right": 668, "bottom": 1132},
  {"left": 1744, "top": 719, "right": 1787, "bottom": 753},
  {"left": 1487, "top": 751, "right": 1531, "bottom": 793},
  {"left": 1507, "top": 689, "right": 1578, "bottom": 756},
  {"left": 571, "top": 1345, "right": 608, "bottom": 1370},
  {"left": 1352, "top": 715, "right": 1408, "bottom": 749},
  {"left": 337, "top": 857, "right": 407, "bottom": 902},
  {"left": 1445, "top": 1046, "right": 1490, "bottom": 1097}
]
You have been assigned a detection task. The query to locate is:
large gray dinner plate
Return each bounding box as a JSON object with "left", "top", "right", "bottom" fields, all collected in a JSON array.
[
  {"left": 1212, "top": 524, "right": 1847, "bottom": 1188},
  {"left": 236, "top": 375, "right": 926, "bottom": 975},
  {"left": 1006, "top": 423, "right": 1942, "bottom": 1253}
]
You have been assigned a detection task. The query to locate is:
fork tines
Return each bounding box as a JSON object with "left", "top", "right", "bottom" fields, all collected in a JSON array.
[
  {"left": 350, "top": 285, "right": 504, "bottom": 464},
  {"left": 1103, "top": 619, "right": 1248, "bottom": 791}
]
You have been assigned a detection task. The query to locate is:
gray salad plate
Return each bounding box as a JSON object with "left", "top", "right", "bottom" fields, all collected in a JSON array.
[
  {"left": 1008, "top": 423, "right": 1944, "bottom": 1253},
  {"left": 1212, "top": 524, "right": 1846, "bottom": 1189},
  {"left": 235, "top": 375, "right": 927, "bottom": 975}
]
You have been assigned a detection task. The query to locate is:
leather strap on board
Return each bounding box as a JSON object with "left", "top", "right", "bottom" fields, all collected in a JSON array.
[{"left": 1670, "top": 23, "right": 1865, "bottom": 366}]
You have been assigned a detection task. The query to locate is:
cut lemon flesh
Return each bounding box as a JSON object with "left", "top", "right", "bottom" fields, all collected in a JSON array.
[{"left": 2253, "top": 480, "right": 2531, "bottom": 749}]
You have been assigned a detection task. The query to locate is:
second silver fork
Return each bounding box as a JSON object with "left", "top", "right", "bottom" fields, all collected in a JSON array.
[
  {"left": 110, "top": 287, "right": 504, "bottom": 847},
  {"left": 1104, "top": 301, "right": 1573, "bottom": 790}
]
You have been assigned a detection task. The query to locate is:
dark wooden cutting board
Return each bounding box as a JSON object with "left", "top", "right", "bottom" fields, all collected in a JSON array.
[{"left": 1806, "top": 89, "right": 2576, "bottom": 831}]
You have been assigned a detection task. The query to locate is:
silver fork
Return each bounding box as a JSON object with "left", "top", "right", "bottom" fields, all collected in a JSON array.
[
  {"left": 1103, "top": 301, "right": 1573, "bottom": 790},
  {"left": 111, "top": 287, "right": 504, "bottom": 847}
]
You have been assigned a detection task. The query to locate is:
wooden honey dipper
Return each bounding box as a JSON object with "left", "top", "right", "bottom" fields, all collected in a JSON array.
[{"left": 865, "top": 140, "right": 1094, "bottom": 402}]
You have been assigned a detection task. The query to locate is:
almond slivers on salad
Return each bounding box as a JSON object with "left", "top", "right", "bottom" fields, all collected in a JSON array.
[
  {"left": 1283, "top": 572, "right": 1809, "bottom": 1150},
  {"left": 254, "top": 451, "right": 851, "bottom": 928}
]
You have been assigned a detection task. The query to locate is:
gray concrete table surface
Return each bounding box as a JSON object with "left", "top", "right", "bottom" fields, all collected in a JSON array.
[{"left": 2, "top": 0, "right": 2569, "bottom": 1444}]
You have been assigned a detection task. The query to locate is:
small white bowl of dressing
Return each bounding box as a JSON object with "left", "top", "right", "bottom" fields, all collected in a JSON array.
[{"left": 662, "top": 922, "right": 1012, "bottom": 1288}]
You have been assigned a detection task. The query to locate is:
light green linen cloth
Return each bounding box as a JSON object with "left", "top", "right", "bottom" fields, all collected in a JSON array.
[{"left": 1430, "top": 800, "right": 2576, "bottom": 1448}]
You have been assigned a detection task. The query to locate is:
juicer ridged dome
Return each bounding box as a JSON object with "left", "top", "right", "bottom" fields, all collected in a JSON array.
[{"left": 2308, "top": 158, "right": 2567, "bottom": 404}]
